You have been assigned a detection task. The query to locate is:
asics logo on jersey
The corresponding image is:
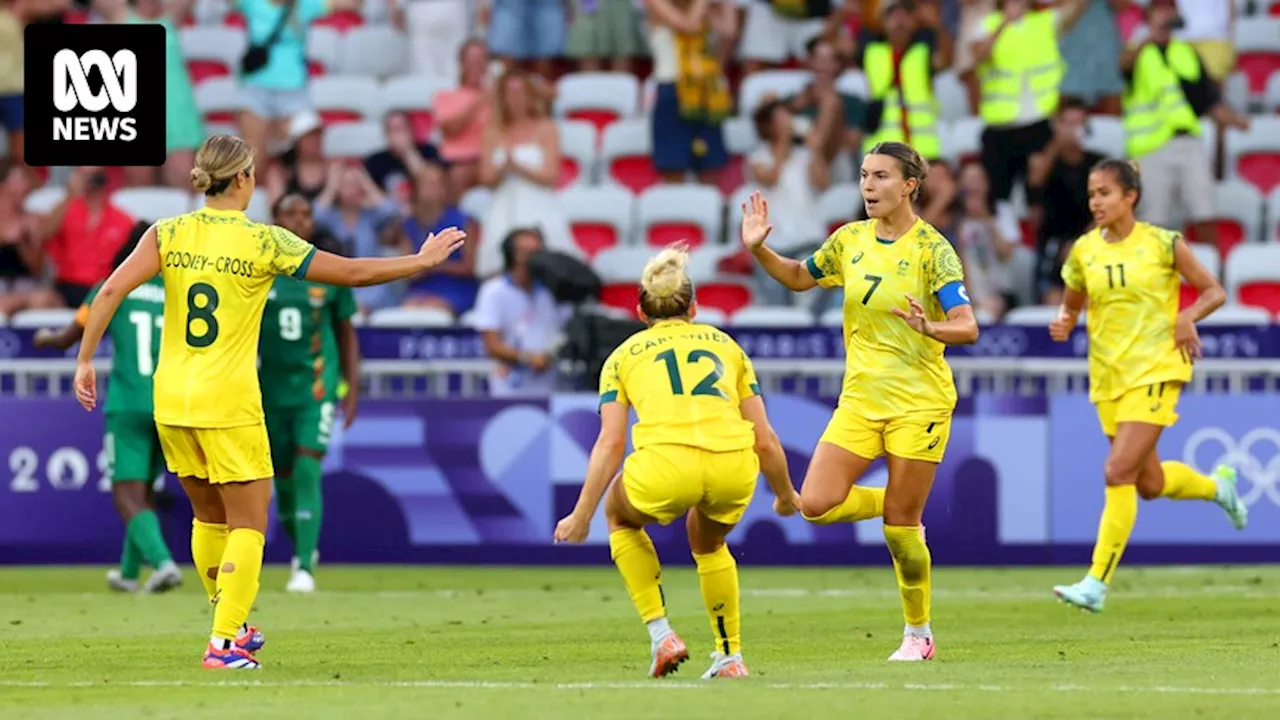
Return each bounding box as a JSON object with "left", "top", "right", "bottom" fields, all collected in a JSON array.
[
  {"left": 1183, "top": 427, "right": 1280, "bottom": 507},
  {"left": 851, "top": 251, "right": 865, "bottom": 265},
  {"left": 927, "top": 436, "right": 941, "bottom": 451}
]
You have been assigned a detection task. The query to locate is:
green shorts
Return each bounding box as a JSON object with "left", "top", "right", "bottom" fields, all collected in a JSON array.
[
  {"left": 264, "top": 400, "right": 337, "bottom": 471},
  {"left": 104, "top": 412, "right": 166, "bottom": 484}
]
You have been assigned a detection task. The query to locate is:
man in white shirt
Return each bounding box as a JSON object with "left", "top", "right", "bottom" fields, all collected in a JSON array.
[{"left": 471, "top": 228, "right": 566, "bottom": 397}]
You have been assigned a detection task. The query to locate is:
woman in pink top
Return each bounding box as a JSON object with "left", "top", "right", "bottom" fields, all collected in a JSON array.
[{"left": 434, "top": 39, "right": 493, "bottom": 196}]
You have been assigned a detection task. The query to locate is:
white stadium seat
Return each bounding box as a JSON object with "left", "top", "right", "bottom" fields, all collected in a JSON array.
[
  {"left": 338, "top": 25, "right": 408, "bottom": 78},
  {"left": 367, "top": 307, "right": 453, "bottom": 328},
  {"left": 10, "top": 308, "right": 77, "bottom": 329},
  {"left": 309, "top": 75, "right": 383, "bottom": 122},
  {"left": 1265, "top": 72, "right": 1280, "bottom": 114},
  {"left": 729, "top": 305, "right": 814, "bottom": 327},
  {"left": 693, "top": 306, "right": 728, "bottom": 326},
  {"left": 1212, "top": 179, "right": 1264, "bottom": 245},
  {"left": 179, "top": 26, "right": 246, "bottom": 76},
  {"left": 459, "top": 187, "right": 492, "bottom": 221},
  {"left": 933, "top": 71, "right": 969, "bottom": 122},
  {"left": 943, "top": 116, "right": 984, "bottom": 163},
  {"left": 1190, "top": 242, "right": 1222, "bottom": 281},
  {"left": 558, "top": 119, "right": 599, "bottom": 187},
  {"left": 244, "top": 189, "right": 272, "bottom": 223},
  {"left": 1002, "top": 305, "right": 1062, "bottom": 327},
  {"left": 1224, "top": 116, "right": 1280, "bottom": 184},
  {"left": 818, "top": 183, "right": 863, "bottom": 234},
  {"left": 380, "top": 74, "right": 453, "bottom": 116},
  {"left": 554, "top": 72, "right": 641, "bottom": 122},
  {"left": 306, "top": 26, "right": 342, "bottom": 73},
  {"left": 1224, "top": 243, "right": 1280, "bottom": 302},
  {"left": 561, "top": 184, "right": 636, "bottom": 252},
  {"left": 600, "top": 118, "right": 653, "bottom": 175},
  {"left": 1083, "top": 116, "right": 1125, "bottom": 159},
  {"left": 723, "top": 116, "right": 760, "bottom": 158},
  {"left": 592, "top": 246, "right": 653, "bottom": 283},
  {"left": 322, "top": 121, "right": 386, "bottom": 159},
  {"left": 739, "top": 70, "right": 811, "bottom": 116},
  {"left": 684, "top": 245, "right": 740, "bottom": 283},
  {"left": 834, "top": 69, "right": 868, "bottom": 99},
  {"left": 636, "top": 184, "right": 724, "bottom": 249},
  {"left": 112, "top": 187, "right": 192, "bottom": 222},
  {"left": 819, "top": 306, "right": 844, "bottom": 327},
  {"left": 23, "top": 186, "right": 66, "bottom": 215},
  {"left": 194, "top": 77, "right": 241, "bottom": 123},
  {"left": 1199, "top": 304, "right": 1272, "bottom": 325},
  {"left": 1266, "top": 187, "right": 1280, "bottom": 242}
]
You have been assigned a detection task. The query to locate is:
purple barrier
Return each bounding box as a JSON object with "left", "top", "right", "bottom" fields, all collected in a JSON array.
[{"left": 1, "top": 395, "right": 1276, "bottom": 565}]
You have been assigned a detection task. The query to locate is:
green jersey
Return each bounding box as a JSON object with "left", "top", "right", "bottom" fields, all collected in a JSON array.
[
  {"left": 81, "top": 277, "right": 165, "bottom": 415},
  {"left": 258, "top": 276, "right": 357, "bottom": 408}
]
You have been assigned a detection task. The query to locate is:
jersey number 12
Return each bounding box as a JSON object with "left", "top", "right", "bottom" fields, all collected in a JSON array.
[{"left": 655, "top": 349, "right": 728, "bottom": 400}]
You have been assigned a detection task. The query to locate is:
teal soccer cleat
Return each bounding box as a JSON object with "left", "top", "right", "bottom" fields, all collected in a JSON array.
[
  {"left": 1053, "top": 576, "right": 1107, "bottom": 613},
  {"left": 1212, "top": 465, "right": 1249, "bottom": 531}
]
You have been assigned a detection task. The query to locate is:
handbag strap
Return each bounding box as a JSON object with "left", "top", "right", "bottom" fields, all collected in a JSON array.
[{"left": 262, "top": 0, "right": 300, "bottom": 48}]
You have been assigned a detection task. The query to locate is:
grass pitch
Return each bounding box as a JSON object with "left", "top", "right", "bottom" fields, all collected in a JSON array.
[{"left": 2, "top": 565, "right": 1279, "bottom": 719}]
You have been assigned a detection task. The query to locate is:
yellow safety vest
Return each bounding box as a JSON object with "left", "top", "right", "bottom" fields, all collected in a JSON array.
[
  {"left": 1123, "top": 41, "right": 1203, "bottom": 159},
  {"left": 862, "top": 41, "right": 940, "bottom": 159},
  {"left": 977, "top": 10, "right": 1064, "bottom": 126}
]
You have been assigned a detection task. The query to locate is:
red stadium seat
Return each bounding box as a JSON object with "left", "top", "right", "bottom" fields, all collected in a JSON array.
[
  {"left": 717, "top": 155, "right": 746, "bottom": 197},
  {"left": 313, "top": 10, "right": 364, "bottom": 32},
  {"left": 694, "top": 281, "right": 753, "bottom": 315},
  {"left": 600, "top": 283, "right": 639, "bottom": 314},
  {"left": 647, "top": 222, "right": 705, "bottom": 249},
  {"left": 224, "top": 11, "right": 247, "bottom": 28},
  {"left": 307, "top": 59, "right": 327, "bottom": 78},
  {"left": 405, "top": 110, "right": 434, "bottom": 143},
  {"left": 1239, "top": 281, "right": 1280, "bottom": 315},
  {"left": 610, "top": 156, "right": 660, "bottom": 194},
  {"left": 1184, "top": 221, "right": 1246, "bottom": 259},
  {"left": 567, "top": 109, "right": 619, "bottom": 136},
  {"left": 186, "top": 60, "right": 231, "bottom": 85},
  {"left": 1236, "top": 152, "right": 1280, "bottom": 195},
  {"left": 1179, "top": 284, "right": 1198, "bottom": 310},
  {"left": 1235, "top": 52, "right": 1280, "bottom": 94},
  {"left": 570, "top": 223, "right": 619, "bottom": 259},
  {"left": 317, "top": 110, "right": 363, "bottom": 125},
  {"left": 559, "top": 157, "right": 580, "bottom": 190}
]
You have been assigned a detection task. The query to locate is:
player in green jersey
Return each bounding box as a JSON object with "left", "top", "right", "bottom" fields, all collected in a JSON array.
[
  {"left": 260, "top": 194, "right": 361, "bottom": 593},
  {"left": 35, "top": 221, "right": 182, "bottom": 594}
]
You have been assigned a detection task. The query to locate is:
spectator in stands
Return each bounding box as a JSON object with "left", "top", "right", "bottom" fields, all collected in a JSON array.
[
  {"left": 916, "top": 158, "right": 957, "bottom": 240},
  {"left": 1058, "top": 0, "right": 1123, "bottom": 115},
  {"left": 93, "top": 0, "right": 205, "bottom": 188},
  {"left": 565, "top": 0, "right": 647, "bottom": 73},
  {"left": 399, "top": 161, "right": 479, "bottom": 316},
  {"left": 1026, "top": 97, "right": 1102, "bottom": 304},
  {"left": 857, "top": 0, "right": 953, "bottom": 163},
  {"left": 473, "top": 228, "right": 566, "bottom": 397},
  {"left": 0, "top": 0, "right": 31, "bottom": 167},
  {"left": 486, "top": 0, "right": 567, "bottom": 82},
  {"left": 738, "top": 0, "right": 833, "bottom": 75},
  {"left": 267, "top": 110, "right": 328, "bottom": 203},
  {"left": 1121, "top": 0, "right": 1249, "bottom": 250},
  {"left": 476, "top": 69, "right": 576, "bottom": 278},
  {"left": 644, "top": 0, "right": 736, "bottom": 185},
  {"left": 954, "top": 161, "right": 1035, "bottom": 318},
  {"left": 434, "top": 39, "right": 494, "bottom": 196},
  {"left": 36, "top": 166, "right": 135, "bottom": 307},
  {"left": 0, "top": 159, "right": 60, "bottom": 316},
  {"left": 970, "top": 0, "right": 1089, "bottom": 206},
  {"left": 1111, "top": 0, "right": 1143, "bottom": 44},
  {"left": 1174, "top": 0, "right": 1234, "bottom": 83},
  {"left": 364, "top": 111, "right": 441, "bottom": 205},
  {"left": 236, "top": 0, "right": 359, "bottom": 165},
  {"left": 955, "top": 0, "right": 994, "bottom": 110},
  {"left": 392, "top": 0, "right": 472, "bottom": 82},
  {"left": 786, "top": 37, "right": 862, "bottom": 183},
  {"left": 314, "top": 162, "right": 403, "bottom": 284}
]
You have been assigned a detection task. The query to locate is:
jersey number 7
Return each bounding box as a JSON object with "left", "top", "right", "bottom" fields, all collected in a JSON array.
[{"left": 655, "top": 349, "right": 728, "bottom": 400}]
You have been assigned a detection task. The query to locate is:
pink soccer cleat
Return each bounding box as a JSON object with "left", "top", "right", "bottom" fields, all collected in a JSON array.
[
  {"left": 888, "top": 635, "right": 936, "bottom": 662},
  {"left": 648, "top": 632, "right": 690, "bottom": 678},
  {"left": 202, "top": 642, "right": 261, "bottom": 669}
]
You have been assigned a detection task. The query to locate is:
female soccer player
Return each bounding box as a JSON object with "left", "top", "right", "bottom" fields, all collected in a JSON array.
[
  {"left": 35, "top": 221, "right": 182, "bottom": 595},
  {"left": 1049, "top": 159, "right": 1247, "bottom": 613},
  {"left": 260, "top": 194, "right": 361, "bottom": 594},
  {"left": 742, "top": 141, "right": 979, "bottom": 662},
  {"left": 554, "top": 245, "right": 800, "bottom": 680},
  {"left": 73, "top": 134, "right": 464, "bottom": 670}
]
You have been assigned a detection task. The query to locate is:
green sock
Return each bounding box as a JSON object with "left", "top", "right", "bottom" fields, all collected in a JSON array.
[
  {"left": 127, "top": 510, "right": 173, "bottom": 567},
  {"left": 275, "top": 476, "right": 298, "bottom": 546},
  {"left": 119, "top": 534, "right": 142, "bottom": 581},
  {"left": 293, "top": 455, "right": 324, "bottom": 573}
]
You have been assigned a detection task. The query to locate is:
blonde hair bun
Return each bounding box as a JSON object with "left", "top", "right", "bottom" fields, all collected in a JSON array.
[
  {"left": 640, "top": 244, "right": 690, "bottom": 299},
  {"left": 190, "top": 167, "right": 213, "bottom": 193}
]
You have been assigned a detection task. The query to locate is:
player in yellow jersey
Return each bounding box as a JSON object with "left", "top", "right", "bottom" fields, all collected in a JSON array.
[
  {"left": 1049, "top": 159, "right": 1247, "bottom": 613},
  {"left": 742, "top": 141, "right": 979, "bottom": 662},
  {"left": 553, "top": 245, "right": 800, "bottom": 680},
  {"left": 72, "top": 135, "right": 465, "bottom": 670}
]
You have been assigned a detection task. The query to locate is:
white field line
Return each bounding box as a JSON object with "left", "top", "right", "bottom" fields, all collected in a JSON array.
[{"left": 1, "top": 679, "right": 1278, "bottom": 696}]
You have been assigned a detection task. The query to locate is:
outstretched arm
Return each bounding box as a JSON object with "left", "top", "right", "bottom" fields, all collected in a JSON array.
[
  {"left": 300, "top": 228, "right": 467, "bottom": 287},
  {"left": 741, "top": 192, "right": 820, "bottom": 292},
  {"left": 76, "top": 227, "right": 160, "bottom": 364}
]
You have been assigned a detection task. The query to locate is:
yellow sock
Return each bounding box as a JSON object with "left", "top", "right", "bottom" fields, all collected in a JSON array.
[
  {"left": 190, "top": 520, "right": 229, "bottom": 602},
  {"left": 693, "top": 545, "right": 741, "bottom": 656},
  {"left": 803, "top": 486, "right": 885, "bottom": 525},
  {"left": 609, "top": 528, "right": 665, "bottom": 623},
  {"left": 1089, "top": 485, "right": 1137, "bottom": 584},
  {"left": 884, "top": 525, "right": 931, "bottom": 627},
  {"left": 1159, "top": 461, "right": 1217, "bottom": 501},
  {"left": 211, "top": 528, "right": 265, "bottom": 641}
]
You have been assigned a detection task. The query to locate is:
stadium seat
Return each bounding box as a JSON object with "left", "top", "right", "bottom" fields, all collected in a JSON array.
[
  {"left": 112, "top": 187, "right": 192, "bottom": 222},
  {"left": 1224, "top": 116, "right": 1280, "bottom": 194},
  {"left": 819, "top": 306, "right": 843, "bottom": 327},
  {"left": 380, "top": 75, "right": 452, "bottom": 142},
  {"left": 338, "top": 25, "right": 408, "bottom": 78},
  {"left": 726, "top": 184, "right": 759, "bottom": 237},
  {"left": 1180, "top": 243, "right": 1223, "bottom": 309},
  {"left": 721, "top": 116, "right": 760, "bottom": 196},
  {"left": 1002, "top": 305, "right": 1062, "bottom": 326},
  {"left": 322, "top": 121, "right": 386, "bottom": 160},
  {"left": 818, "top": 183, "right": 863, "bottom": 235},
  {"left": 1266, "top": 186, "right": 1280, "bottom": 241},
  {"left": 601, "top": 119, "right": 659, "bottom": 194},
  {"left": 694, "top": 306, "right": 728, "bottom": 326},
  {"left": 313, "top": 9, "right": 365, "bottom": 32},
  {"left": 933, "top": 71, "right": 970, "bottom": 122},
  {"left": 1233, "top": 18, "right": 1280, "bottom": 94},
  {"left": 10, "top": 308, "right": 77, "bottom": 329},
  {"left": 179, "top": 26, "right": 244, "bottom": 85},
  {"left": 689, "top": 279, "right": 754, "bottom": 316},
  {"left": 637, "top": 185, "right": 723, "bottom": 249},
  {"left": 1265, "top": 71, "right": 1280, "bottom": 113},
  {"left": 1083, "top": 116, "right": 1125, "bottom": 159},
  {"left": 557, "top": 120, "right": 598, "bottom": 189},
  {"left": 834, "top": 69, "right": 868, "bottom": 99},
  {"left": 1199, "top": 304, "right": 1273, "bottom": 325},
  {"left": 309, "top": 75, "right": 382, "bottom": 125},
  {"left": 561, "top": 185, "right": 635, "bottom": 258},
  {"left": 554, "top": 72, "right": 641, "bottom": 134},
  {"left": 739, "top": 70, "right": 812, "bottom": 117},
  {"left": 1225, "top": 71, "right": 1252, "bottom": 111},
  {"left": 593, "top": 246, "right": 653, "bottom": 313},
  {"left": 459, "top": 187, "right": 492, "bottom": 223},
  {"left": 244, "top": 189, "right": 271, "bottom": 223},
  {"left": 367, "top": 307, "right": 453, "bottom": 328},
  {"left": 23, "top": 186, "right": 66, "bottom": 215},
  {"left": 1225, "top": 243, "right": 1280, "bottom": 314},
  {"left": 194, "top": 77, "right": 240, "bottom": 125},
  {"left": 729, "top": 305, "right": 814, "bottom": 327},
  {"left": 306, "top": 26, "right": 342, "bottom": 75},
  {"left": 1184, "top": 180, "right": 1264, "bottom": 257},
  {"left": 943, "top": 117, "right": 984, "bottom": 165}
]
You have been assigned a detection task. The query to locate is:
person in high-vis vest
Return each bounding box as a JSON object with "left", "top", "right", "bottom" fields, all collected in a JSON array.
[
  {"left": 858, "top": 0, "right": 953, "bottom": 162},
  {"left": 1120, "top": 0, "right": 1248, "bottom": 246},
  {"left": 969, "top": 0, "right": 1088, "bottom": 206}
]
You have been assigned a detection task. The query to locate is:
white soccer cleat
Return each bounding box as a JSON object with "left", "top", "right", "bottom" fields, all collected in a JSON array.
[
  {"left": 701, "top": 651, "right": 749, "bottom": 679},
  {"left": 888, "top": 634, "right": 936, "bottom": 661},
  {"left": 106, "top": 568, "right": 138, "bottom": 593},
  {"left": 1212, "top": 465, "right": 1248, "bottom": 531},
  {"left": 142, "top": 561, "right": 183, "bottom": 594},
  {"left": 286, "top": 569, "right": 316, "bottom": 593}
]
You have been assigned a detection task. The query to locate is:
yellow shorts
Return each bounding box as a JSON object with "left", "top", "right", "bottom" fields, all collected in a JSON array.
[
  {"left": 621, "top": 445, "right": 759, "bottom": 526},
  {"left": 1095, "top": 381, "right": 1182, "bottom": 437},
  {"left": 818, "top": 404, "right": 951, "bottom": 463},
  {"left": 156, "top": 422, "right": 274, "bottom": 484}
]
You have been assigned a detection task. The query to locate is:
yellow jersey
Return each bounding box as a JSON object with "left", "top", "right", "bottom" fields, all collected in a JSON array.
[
  {"left": 599, "top": 320, "right": 760, "bottom": 453},
  {"left": 1061, "top": 222, "right": 1192, "bottom": 403},
  {"left": 153, "top": 207, "right": 317, "bottom": 428},
  {"left": 805, "top": 218, "right": 966, "bottom": 420}
]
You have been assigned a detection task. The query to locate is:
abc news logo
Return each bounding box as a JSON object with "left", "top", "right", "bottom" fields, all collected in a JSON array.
[{"left": 24, "top": 24, "right": 166, "bottom": 167}]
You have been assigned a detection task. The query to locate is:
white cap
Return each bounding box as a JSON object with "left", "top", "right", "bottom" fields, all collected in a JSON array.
[{"left": 288, "top": 110, "right": 323, "bottom": 143}]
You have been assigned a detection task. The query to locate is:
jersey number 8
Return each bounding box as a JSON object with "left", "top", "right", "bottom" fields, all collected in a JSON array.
[
  {"left": 655, "top": 349, "right": 728, "bottom": 400},
  {"left": 186, "top": 282, "right": 220, "bottom": 348}
]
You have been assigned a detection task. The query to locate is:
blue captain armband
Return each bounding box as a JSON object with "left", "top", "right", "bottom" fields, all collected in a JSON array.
[{"left": 936, "top": 282, "right": 970, "bottom": 313}]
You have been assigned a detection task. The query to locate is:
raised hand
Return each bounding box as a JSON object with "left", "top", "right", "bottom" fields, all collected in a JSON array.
[
  {"left": 891, "top": 294, "right": 934, "bottom": 337},
  {"left": 740, "top": 191, "right": 774, "bottom": 251},
  {"left": 418, "top": 227, "right": 467, "bottom": 267}
]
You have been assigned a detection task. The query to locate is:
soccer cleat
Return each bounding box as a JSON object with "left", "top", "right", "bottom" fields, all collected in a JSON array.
[
  {"left": 648, "top": 631, "right": 690, "bottom": 678},
  {"left": 202, "top": 642, "right": 261, "bottom": 669},
  {"left": 286, "top": 569, "right": 316, "bottom": 593},
  {"left": 236, "top": 625, "right": 266, "bottom": 654},
  {"left": 142, "top": 562, "right": 183, "bottom": 594},
  {"left": 1212, "top": 465, "right": 1248, "bottom": 531},
  {"left": 105, "top": 568, "right": 138, "bottom": 593},
  {"left": 1053, "top": 576, "right": 1107, "bottom": 613},
  {"left": 888, "top": 635, "right": 936, "bottom": 661},
  {"left": 701, "top": 652, "right": 749, "bottom": 679}
]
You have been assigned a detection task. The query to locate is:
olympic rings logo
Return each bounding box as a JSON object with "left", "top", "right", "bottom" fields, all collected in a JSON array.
[
  {"left": 1182, "top": 427, "right": 1280, "bottom": 508},
  {"left": 968, "top": 326, "right": 1029, "bottom": 357}
]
